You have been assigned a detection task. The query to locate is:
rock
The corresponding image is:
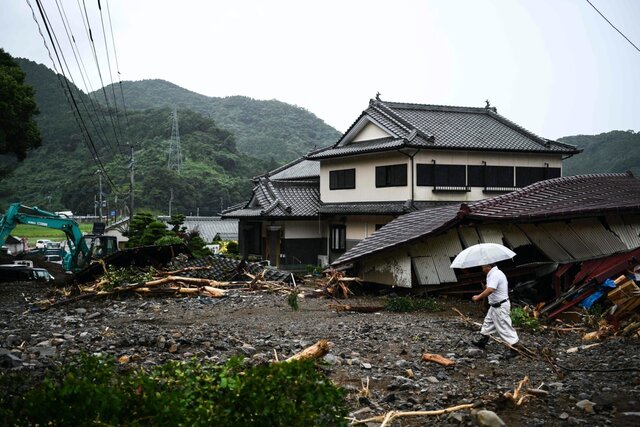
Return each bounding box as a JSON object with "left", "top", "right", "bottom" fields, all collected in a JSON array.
[
  {"left": 86, "top": 312, "right": 102, "bottom": 320},
  {"left": 559, "top": 412, "right": 569, "bottom": 420},
  {"left": 361, "top": 362, "right": 372, "bottom": 369},
  {"left": 470, "top": 409, "right": 506, "bottom": 427},
  {"left": 5, "top": 334, "right": 20, "bottom": 347},
  {"left": 426, "top": 376, "right": 439, "bottom": 383},
  {"left": 576, "top": 399, "right": 596, "bottom": 413},
  {"left": 75, "top": 308, "right": 87, "bottom": 315},
  {"left": 323, "top": 354, "right": 342, "bottom": 365},
  {"left": 0, "top": 348, "right": 22, "bottom": 368},
  {"left": 466, "top": 348, "right": 483, "bottom": 357}
]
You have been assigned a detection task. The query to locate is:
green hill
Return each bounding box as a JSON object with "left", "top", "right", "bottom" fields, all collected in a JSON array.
[
  {"left": 560, "top": 130, "right": 640, "bottom": 177},
  {"left": 0, "top": 59, "right": 267, "bottom": 216},
  {"left": 94, "top": 79, "right": 341, "bottom": 161}
]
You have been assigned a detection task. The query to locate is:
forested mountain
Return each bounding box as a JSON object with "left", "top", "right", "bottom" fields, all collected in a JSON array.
[
  {"left": 0, "top": 59, "right": 270, "bottom": 216},
  {"left": 94, "top": 79, "right": 341, "bottom": 161},
  {"left": 560, "top": 130, "right": 640, "bottom": 177}
]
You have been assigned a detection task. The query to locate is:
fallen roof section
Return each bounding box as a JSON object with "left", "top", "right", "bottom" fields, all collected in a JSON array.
[{"left": 333, "top": 173, "right": 640, "bottom": 267}]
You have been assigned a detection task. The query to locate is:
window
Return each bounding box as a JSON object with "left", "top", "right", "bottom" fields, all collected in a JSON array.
[
  {"left": 417, "top": 164, "right": 466, "bottom": 187},
  {"left": 330, "top": 225, "right": 346, "bottom": 251},
  {"left": 468, "top": 165, "right": 514, "bottom": 188},
  {"left": 375, "top": 164, "right": 407, "bottom": 187},
  {"left": 516, "top": 166, "right": 561, "bottom": 187},
  {"left": 329, "top": 168, "right": 356, "bottom": 190}
]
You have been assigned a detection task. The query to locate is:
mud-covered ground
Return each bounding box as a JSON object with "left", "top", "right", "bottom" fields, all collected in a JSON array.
[{"left": 1, "top": 280, "right": 639, "bottom": 426}]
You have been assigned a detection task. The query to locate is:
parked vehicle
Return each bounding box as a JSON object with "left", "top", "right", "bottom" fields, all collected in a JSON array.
[
  {"left": 44, "top": 254, "right": 63, "bottom": 265},
  {"left": 0, "top": 265, "right": 54, "bottom": 283},
  {"left": 36, "top": 239, "right": 53, "bottom": 249}
]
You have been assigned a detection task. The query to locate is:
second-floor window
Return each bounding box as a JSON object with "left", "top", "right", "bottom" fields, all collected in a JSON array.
[
  {"left": 468, "top": 165, "right": 514, "bottom": 188},
  {"left": 417, "top": 164, "right": 466, "bottom": 187},
  {"left": 516, "top": 166, "right": 561, "bottom": 187},
  {"left": 329, "top": 168, "right": 356, "bottom": 190},
  {"left": 375, "top": 164, "right": 407, "bottom": 188}
]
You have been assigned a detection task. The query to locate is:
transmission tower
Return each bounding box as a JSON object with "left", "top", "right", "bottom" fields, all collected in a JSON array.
[{"left": 167, "top": 109, "right": 182, "bottom": 174}]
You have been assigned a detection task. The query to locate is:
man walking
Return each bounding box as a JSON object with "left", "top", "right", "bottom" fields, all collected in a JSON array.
[{"left": 471, "top": 264, "right": 519, "bottom": 351}]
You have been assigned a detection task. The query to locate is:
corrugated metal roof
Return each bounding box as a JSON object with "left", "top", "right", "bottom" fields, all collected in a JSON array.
[
  {"left": 458, "top": 227, "right": 481, "bottom": 247},
  {"left": 160, "top": 216, "right": 239, "bottom": 242},
  {"left": 501, "top": 224, "right": 531, "bottom": 248},
  {"left": 538, "top": 222, "right": 597, "bottom": 260},
  {"left": 518, "top": 223, "right": 573, "bottom": 262},
  {"left": 607, "top": 215, "right": 640, "bottom": 250},
  {"left": 427, "top": 230, "right": 463, "bottom": 257},
  {"left": 568, "top": 218, "right": 627, "bottom": 256},
  {"left": 412, "top": 256, "right": 440, "bottom": 285},
  {"left": 477, "top": 225, "right": 504, "bottom": 245}
]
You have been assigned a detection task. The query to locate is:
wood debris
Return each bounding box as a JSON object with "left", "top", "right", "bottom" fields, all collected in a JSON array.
[
  {"left": 421, "top": 352, "right": 455, "bottom": 367},
  {"left": 349, "top": 403, "right": 475, "bottom": 427},
  {"left": 285, "top": 339, "right": 331, "bottom": 362}
]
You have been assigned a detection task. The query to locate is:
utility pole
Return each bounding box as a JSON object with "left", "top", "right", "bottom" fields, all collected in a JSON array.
[
  {"left": 167, "top": 109, "right": 182, "bottom": 174},
  {"left": 96, "top": 169, "right": 103, "bottom": 222},
  {"left": 129, "top": 145, "right": 135, "bottom": 218},
  {"left": 169, "top": 188, "right": 173, "bottom": 217}
]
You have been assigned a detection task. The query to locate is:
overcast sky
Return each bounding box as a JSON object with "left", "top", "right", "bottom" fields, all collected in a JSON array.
[{"left": 1, "top": 0, "right": 639, "bottom": 140}]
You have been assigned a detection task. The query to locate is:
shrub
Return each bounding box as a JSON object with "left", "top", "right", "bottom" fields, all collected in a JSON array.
[
  {"left": 0, "top": 354, "right": 348, "bottom": 426},
  {"left": 385, "top": 296, "right": 442, "bottom": 313},
  {"left": 511, "top": 306, "right": 540, "bottom": 332},
  {"left": 226, "top": 240, "right": 239, "bottom": 255}
]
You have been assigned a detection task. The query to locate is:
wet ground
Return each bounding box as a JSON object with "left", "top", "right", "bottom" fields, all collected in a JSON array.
[{"left": 1, "top": 280, "right": 639, "bottom": 426}]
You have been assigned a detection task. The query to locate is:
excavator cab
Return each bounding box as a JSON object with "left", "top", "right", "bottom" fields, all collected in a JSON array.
[{"left": 85, "top": 234, "right": 118, "bottom": 260}]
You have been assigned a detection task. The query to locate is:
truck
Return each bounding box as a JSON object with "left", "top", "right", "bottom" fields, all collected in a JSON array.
[{"left": 0, "top": 203, "right": 117, "bottom": 273}]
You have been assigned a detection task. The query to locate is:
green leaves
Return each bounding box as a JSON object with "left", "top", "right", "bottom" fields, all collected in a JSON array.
[{"left": 0, "top": 354, "right": 348, "bottom": 426}]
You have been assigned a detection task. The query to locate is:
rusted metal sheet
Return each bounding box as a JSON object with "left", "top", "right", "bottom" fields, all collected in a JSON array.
[{"left": 518, "top": 223, "right": 572, "bottom": 262}]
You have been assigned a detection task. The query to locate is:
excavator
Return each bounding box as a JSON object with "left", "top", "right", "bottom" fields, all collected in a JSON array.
[{"left": 0, "top": 203, "right": 117, "bottom": 272}]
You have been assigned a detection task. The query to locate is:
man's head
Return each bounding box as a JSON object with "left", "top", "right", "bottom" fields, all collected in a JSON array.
[{"left": 481, "top": 264, "right": 494, "bottom": 273}]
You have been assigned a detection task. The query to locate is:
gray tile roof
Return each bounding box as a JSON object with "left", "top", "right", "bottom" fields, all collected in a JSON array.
[
  {"left": 269, "top": 158, "right": 320, "bottom": 180},
  {"left": 159, "top": 216, "right": 239, "bottom": 242},
  {"left": 223, "top": 178, "right": 320, "bottom": 219},
  {"left": 333, "top": 173, "right": 640, "bottom": 266},
  {"left": 308, "top": 99, "right": 579, "bottom": 160},
  {"left": 169, "top": 255, "right": 291, "bottom": 282}
]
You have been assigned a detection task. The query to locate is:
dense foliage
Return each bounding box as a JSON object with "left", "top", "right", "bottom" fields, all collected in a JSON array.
[
  {"left": 0, "top": 59, "right": 274, "bottom": 215},
  {"left": 126, "top": 211, "right": 209, "bottom": 256},
  {"left": 97, "top": 79, "right": 341, "bottom": 161},
  {"left": 0, "top": 49, "right": 41, "bottom": 164},
  {"left": 560, "top": 130, "right": 640, "bottom": 177},
  {"left": 0, "top": 354, "right": 348, "bottom": 426}
]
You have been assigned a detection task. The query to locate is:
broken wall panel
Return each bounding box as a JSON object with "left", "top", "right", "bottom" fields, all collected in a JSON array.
[
  {"left": 432, "top": 255, "right": 458, "bottom": 283},
  {"left": 361, "top": 251, "right": 411, "bottom": 288},
  {"left": 607, "top": 215, "right": 640, "bottom": 250},
  {"left": 501, "top": 224, "right": 531, "bottom": 248},
  {"left": 539, "top": 222, "right": 598, "bottom": 260},
  {"left": 477, "top": 224, "right": 504, "bottom": 245},
  {"left": 518, "top": 223, "right": 573, "bottom": 262},
  {"left": 458, "top": 227, "right": 481, "bottom": 248},
  {"left": 569, "top": 218, "right": 628, "bottom": 256},
  {"left": 412, "top": 256, "right": 440, "bottom": 285}
]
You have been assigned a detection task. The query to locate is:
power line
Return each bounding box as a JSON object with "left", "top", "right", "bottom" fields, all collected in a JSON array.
[
  {"left": 28, "top": 0, "right": 120, "bottom": 193},
  {"left": 585, "top": 0, "right": 640, "bottom": 54},
  {"left": 104, "top": 0, "right": 130, "bottom": 133}
]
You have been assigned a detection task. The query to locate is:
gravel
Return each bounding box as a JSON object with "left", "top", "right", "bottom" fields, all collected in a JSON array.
[{"left": 1, "top": 281, "right": 639, "bottom": 426}]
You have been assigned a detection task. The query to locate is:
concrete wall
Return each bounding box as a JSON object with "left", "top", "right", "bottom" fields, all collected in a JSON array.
[{"left": 352, "top": 122, "right": 390, "bottom": 142}]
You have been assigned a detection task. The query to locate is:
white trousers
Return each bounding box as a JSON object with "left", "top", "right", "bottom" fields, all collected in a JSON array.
[{"left": 480, "top": 301, "right": 519, "bottom": 345}]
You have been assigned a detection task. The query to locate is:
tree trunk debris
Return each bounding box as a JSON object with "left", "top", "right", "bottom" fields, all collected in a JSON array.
[
  {"left": 421, "top": 352, "right": 455, "bottom": 366},
  {"left": 349, "top": 403, "right": 475, "bottom": 426},
  {"left": 285, "top": 339, "right": 331, "bottom": 362}
]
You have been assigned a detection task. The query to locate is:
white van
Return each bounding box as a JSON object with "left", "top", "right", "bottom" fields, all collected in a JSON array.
[{"left": 44, "top": 254, "right": 63, "bottom": 265}]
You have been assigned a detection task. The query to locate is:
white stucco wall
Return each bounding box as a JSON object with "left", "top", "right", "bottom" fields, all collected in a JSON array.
[
  {"left": 351, "top": 122, "right": 390, "bottom": 142},
  {"left": 345, "top": 215, "right": 393, "bottom": 240},
  {"left": 321, "top": 150, "right": 564, "bottom": 203}
]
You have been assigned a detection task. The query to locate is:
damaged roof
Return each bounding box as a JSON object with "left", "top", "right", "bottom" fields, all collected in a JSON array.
[
  {"left": 333, "top": 172, "right": 640, "bottom": 266},
  {"left": 308, "top": 99, "right": 580, "bottom": 160}
]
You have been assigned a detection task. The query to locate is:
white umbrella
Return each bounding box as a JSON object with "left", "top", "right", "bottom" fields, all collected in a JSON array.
[{"left": 450, "top": 243, "right": 516, "bottom": 269}]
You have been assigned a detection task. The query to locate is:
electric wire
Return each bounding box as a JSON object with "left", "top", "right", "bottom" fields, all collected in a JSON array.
[
  {"left": 97, "top": 0, "right": 125, "bottom": 149},
  {"left": 29, "top": 0, "right": 120, "bottom": 193},
  {"left": 105, "top": 0, "right": 130, "bottom": 134},
  {"left": 55, "top": 0, "right": 116, "bottom": 154},
  {"left": 585, "top": 0, "right": 640, "bottom": 54},
  {"left": 79, "top": 0, "right": 123, "bottom": 151},
  {"left": 51, "top": 0, "right": 117, "bottom": 154}
]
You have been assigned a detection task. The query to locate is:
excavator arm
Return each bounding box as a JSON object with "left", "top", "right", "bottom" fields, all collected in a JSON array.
[{"left": 0, "top": 203, "right": 91, "bottom": 271}]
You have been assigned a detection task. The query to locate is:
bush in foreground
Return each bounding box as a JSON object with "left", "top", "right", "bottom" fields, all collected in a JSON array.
[{"left": 0, "top": 354, "right": 347, "bottom": 426}]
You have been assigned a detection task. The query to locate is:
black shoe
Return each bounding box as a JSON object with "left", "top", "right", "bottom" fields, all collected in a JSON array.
[{"left": 472, "top": 335, "right": 489, "bottom": 348}]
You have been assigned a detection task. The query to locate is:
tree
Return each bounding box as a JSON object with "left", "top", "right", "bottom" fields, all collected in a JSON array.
[{"left": 0, "top": 49, "right": 41, "bottom": 160}]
